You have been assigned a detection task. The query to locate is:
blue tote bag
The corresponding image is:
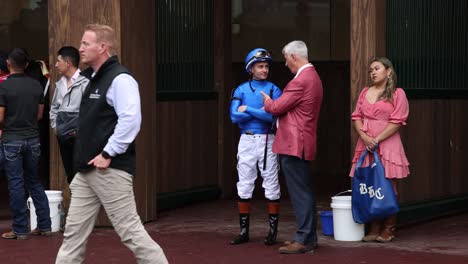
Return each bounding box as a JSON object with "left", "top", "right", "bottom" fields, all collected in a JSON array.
[{"left": 351, "top": 148, "right": 399, "bottom": 224}]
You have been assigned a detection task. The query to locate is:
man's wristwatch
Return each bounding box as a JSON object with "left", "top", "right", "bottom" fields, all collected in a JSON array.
[{"left": 101, "top": 151, "right": 112, "bottom": 160}]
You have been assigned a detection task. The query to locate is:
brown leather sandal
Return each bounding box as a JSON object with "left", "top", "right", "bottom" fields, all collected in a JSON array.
[{"left": 376, "top": 234, "right": 395, "bottom": 242}]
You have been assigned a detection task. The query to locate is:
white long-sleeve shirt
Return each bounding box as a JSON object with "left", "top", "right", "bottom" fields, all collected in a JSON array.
[{"left": 102, "top": 73, "right": 142, "bottom": 157}]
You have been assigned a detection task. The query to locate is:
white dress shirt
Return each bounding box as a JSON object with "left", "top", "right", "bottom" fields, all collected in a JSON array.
[
  {"left": 294, "top": 63, "right": 313, "bottom": 79},
  {"left": 101, "top": 73, "right": 142, "bottom": 157}
]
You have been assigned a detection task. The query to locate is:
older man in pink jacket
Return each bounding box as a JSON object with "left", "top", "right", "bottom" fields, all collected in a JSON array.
[{"left": 261, "top": 40, "right": 323, "bottom": 254}]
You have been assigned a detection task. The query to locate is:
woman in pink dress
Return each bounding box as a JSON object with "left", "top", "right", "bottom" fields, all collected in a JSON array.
[{"left": 350, "top": 57, "right": 410, "bottom": 243}]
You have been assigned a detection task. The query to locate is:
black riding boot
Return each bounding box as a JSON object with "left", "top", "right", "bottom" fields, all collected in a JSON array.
[
  {"left": 230, "top": 214, "right": 250, "bottom": 245},
  {"left": 264, "top": 201, "right": 280, "bottom": 245},
  {"left": 264, "top": 214, "right": 279, "bottom": 245}
]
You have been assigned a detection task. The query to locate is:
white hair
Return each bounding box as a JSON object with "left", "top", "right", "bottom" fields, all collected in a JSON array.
[{"left": 282, "top": 40, "right": 308, "bottom": 60}]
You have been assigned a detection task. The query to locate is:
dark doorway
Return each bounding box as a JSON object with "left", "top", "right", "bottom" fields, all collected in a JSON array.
[
  {"left": 0, "top": 0, "right": 49, "bottom": 220},
  {"left": 229, "top": 0, "right": 352, "bottom": 202}
]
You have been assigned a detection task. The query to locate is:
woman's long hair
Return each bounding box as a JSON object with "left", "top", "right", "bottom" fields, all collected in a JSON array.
[{"left": 369, "top": 57, "right": 398, "bottom": 101}]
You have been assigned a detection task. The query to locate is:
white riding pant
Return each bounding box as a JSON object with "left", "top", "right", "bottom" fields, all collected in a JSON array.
[{"left": 236, "top": 134, "right": 280, "bottom": 200}]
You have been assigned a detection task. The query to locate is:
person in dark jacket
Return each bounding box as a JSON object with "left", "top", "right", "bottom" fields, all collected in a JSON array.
[{"left": 55, "top": 24, "right": 168, "bottom": 264}]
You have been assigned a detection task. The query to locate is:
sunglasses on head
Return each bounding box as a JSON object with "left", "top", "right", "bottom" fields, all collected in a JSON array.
[
  {"left": 248, "top": 50, "right": 271, "bottom": 63},
  {"left": 254, "top": 50, "right": 271, "bottom": 58}
]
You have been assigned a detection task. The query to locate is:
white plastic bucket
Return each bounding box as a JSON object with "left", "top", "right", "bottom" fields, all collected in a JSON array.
[
  {"left": 330, "top": 191, "right": 364, "bottom": 241},
  {"left": 27, "top": 190, "right": 63, "bottom": 232}
]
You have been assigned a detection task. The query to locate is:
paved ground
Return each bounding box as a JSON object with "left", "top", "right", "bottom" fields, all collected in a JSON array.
[{"left": 1, "top": 198, "right": 468, "bottom": 263}]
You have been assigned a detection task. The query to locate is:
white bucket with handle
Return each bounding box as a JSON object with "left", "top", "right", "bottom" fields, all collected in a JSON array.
[
  {"left": 27, "top": 190, "right": 63, "bottom": 232},
  {"left": 330, "top": 190, "right": 365, "bottom": 241}
]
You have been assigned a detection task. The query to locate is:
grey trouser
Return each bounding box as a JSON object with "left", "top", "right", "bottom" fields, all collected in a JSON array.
[{"left": 55, "top": 168, "right": 168, "bottom": 264}]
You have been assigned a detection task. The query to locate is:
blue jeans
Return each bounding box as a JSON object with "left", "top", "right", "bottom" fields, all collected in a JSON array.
[{"left": 4, "top": 137, "right": 51, "bottom": 235}]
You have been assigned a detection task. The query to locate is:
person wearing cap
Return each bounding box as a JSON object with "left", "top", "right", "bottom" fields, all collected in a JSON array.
[{"left": 229, "top": 48, "right": 282, "bottom": 246}]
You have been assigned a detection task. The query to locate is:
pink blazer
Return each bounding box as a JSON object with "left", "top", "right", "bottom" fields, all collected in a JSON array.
[{"left": 264, "top": 66, "right": 323, "bottom": 160}]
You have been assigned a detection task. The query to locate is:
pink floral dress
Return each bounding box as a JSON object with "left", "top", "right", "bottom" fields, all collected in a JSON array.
[{"left": 349, "top": 87, "right": 410, "bottom": 179}]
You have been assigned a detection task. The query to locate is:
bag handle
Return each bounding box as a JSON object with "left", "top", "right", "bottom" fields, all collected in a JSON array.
[
  {"left": 334, "top": 190, "right": 352, "bottom": 197},
  {"left": 356, "top": 145, "right": 381, "bottom": 168}
]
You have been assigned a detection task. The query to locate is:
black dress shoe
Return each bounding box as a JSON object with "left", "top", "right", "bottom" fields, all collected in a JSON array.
[{"left": 278, "top": 241, "right": 317, "bottom": 254}]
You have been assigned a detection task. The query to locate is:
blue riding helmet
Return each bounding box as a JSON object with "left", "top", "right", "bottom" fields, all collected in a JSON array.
[{"left": 244, "top": 48, "right": 272, "bottom": 73}]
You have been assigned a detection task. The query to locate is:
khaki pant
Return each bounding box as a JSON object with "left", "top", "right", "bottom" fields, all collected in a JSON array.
[{"left": 55, "top": 168, "right": 168, "bottom": 264}]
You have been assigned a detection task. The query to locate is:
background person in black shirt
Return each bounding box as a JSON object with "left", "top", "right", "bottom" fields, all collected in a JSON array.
[{"left": 0, "top": 48, "right": 51, "bottom": 240}]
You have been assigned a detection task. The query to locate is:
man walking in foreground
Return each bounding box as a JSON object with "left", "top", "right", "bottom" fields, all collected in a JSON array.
[{"left": 55, "top": 24, "right": 168, "bottom": 264}]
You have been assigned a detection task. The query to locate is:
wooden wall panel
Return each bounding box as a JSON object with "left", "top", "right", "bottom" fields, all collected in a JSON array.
[
  {"left": 120, "top": 0, "right": 156, "bottom": 221},
  {"left": 156, "top": 101, "right": 218, "bottom": 193},
  {"left": 448, "top": 102, "right": 468, "bottom": 194},
  {"left": 149, "top": 0, "right": 231, "bottom": 205},
  {"left": 400, "top": 100, "right": 468, "bottom": 203},
  {"left": 350, "top": 0, "right": 386, "bottom": 150},
  {"left": 48, "top": 0, "right": 121, "bottom": 225},
  {"left": 214, "top": 0, "right": 236, "bottom": 198}
]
